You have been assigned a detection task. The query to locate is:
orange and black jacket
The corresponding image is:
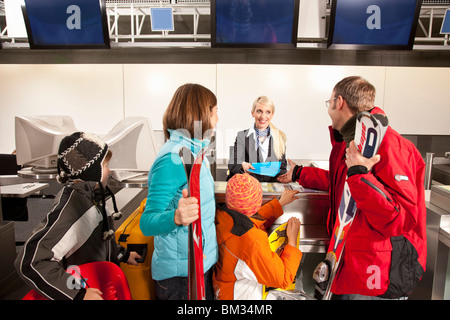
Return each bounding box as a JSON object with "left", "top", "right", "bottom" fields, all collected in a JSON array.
[{"left": 213, "top": 199, "right": 302, "bottom": 300}]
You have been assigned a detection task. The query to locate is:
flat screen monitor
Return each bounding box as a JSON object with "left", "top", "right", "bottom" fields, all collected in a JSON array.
[
  {"left": 150, "top": 7, "right": 174, "bottom": 32},
  {"left": 327, "top": 0, "right": 422, "bottom": 50},
  {"left": 211, "top": 0, "right": 300, "bottom": 48},
  {"left": 441, "top": 9, "right": 450, "bottom": 34},
  {"left": 15, "top": 115, "right": 78, "bottom": 171},
  {"left": 21, "top": 0, "right": 110, "bottom": 49},
  {"left": 102, "top": 117, "right": 158, "bottom": 182}
]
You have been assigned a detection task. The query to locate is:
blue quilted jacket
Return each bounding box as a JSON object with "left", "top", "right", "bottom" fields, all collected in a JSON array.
[{"left": 140, "top": 129, "right": 218, "bottom": 280}]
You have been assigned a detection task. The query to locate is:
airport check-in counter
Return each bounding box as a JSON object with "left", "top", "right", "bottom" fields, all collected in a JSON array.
[
  {"left": 110, "top": 178, "right": 331, "bottom": 253},
  {"left": 0, "top": 173, "right": 50, "bottom": 298},
  {"left": 214, "top": 181, "right": 330, "bottom": 253},
  {"left": 417, "top": 184, "right": 450, "bottom": 300},
  {"left": 110, "top": 174, "right": 331, "bottom": 253},
  {"left": 0, "top": 196, "right": 16, "bottom": 299},
  {"left": 18, "top": 167, "right": 149, "bottom": 228}
]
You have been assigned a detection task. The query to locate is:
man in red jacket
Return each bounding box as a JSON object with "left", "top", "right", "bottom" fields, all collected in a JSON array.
[{"left": 278, "top": 76, "right": 426, "bottom": 299}]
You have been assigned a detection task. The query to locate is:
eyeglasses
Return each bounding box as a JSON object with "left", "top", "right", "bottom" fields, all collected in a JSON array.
[{"left": 325, "top": 98, "right": 337, "bottom": 108}]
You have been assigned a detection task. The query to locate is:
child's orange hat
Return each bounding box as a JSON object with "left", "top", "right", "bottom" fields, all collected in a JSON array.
[{"left": 226, "top": 173, "right": 263, "bottom": 216}]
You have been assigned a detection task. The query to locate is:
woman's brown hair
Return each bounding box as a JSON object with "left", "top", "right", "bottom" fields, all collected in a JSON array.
[{"left": 163, "top": 83, "right": 217, "bottom": 140}]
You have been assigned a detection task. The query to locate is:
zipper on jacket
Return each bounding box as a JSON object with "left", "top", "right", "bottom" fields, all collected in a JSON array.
[{"left": 360, "top": 178, "right": 399, "bottom": 212}]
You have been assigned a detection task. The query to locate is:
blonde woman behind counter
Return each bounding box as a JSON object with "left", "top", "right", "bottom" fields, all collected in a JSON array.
[{"left": 227, "top": 96, "right": 287, "bottom": 182}]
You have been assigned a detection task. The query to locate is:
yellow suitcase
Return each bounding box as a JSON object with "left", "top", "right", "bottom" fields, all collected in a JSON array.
[{"left": 115, "top": 199, "right": 156, "bottom": 300}]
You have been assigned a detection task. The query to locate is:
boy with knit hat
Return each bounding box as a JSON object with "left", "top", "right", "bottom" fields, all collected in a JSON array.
[
  {"left": 15, "top": 132, "right": 140, "bottom": 300},
  {"left": 213, "top": 173, "right": 302, "bottom": 300}
]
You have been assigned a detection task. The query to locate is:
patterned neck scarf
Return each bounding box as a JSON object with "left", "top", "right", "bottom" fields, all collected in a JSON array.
[{"left": 254, "top": 124, "right": 270, "bottom": 149}]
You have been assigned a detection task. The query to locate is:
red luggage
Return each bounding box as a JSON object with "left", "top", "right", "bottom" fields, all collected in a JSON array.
[{"left": 22, "top": 261, "right": 131, "bottom": 300}]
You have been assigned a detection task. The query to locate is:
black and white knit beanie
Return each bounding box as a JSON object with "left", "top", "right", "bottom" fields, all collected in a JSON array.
[
  {"left": 57, "top": 132, "right": 122, "bottom": 240},
  {"left": 57, "top": 132, "right": 108, "bottom": 184}
]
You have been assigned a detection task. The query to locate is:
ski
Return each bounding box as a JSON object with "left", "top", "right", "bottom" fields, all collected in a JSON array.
[
  {"left": 179, "top": 146, "right": 208, "bottom": 300},
  {"left": 313, "top": 111, "right": 388, "bottom": 300}
]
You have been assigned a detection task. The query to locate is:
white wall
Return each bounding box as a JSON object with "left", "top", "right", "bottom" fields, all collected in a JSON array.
[
  {"left": 0, "top": 64, "right": 124, "bottom": 151},
  {"left": 1, "top": 63, "right": 449, "bottom": 161},
  {"left": 215, "top": 64, "right": 387, "bottom": 161},
  {"left": 384, "top": 67, "right": 450, "bottom": 135},
  {"left": 122, "top": 64, "right": 217, "bottom": 130}
]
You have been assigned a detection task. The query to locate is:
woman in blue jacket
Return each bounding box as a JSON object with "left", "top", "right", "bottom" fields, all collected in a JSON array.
[{"left": 140, "top": 83, "right": 219, "bottom": 300}]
